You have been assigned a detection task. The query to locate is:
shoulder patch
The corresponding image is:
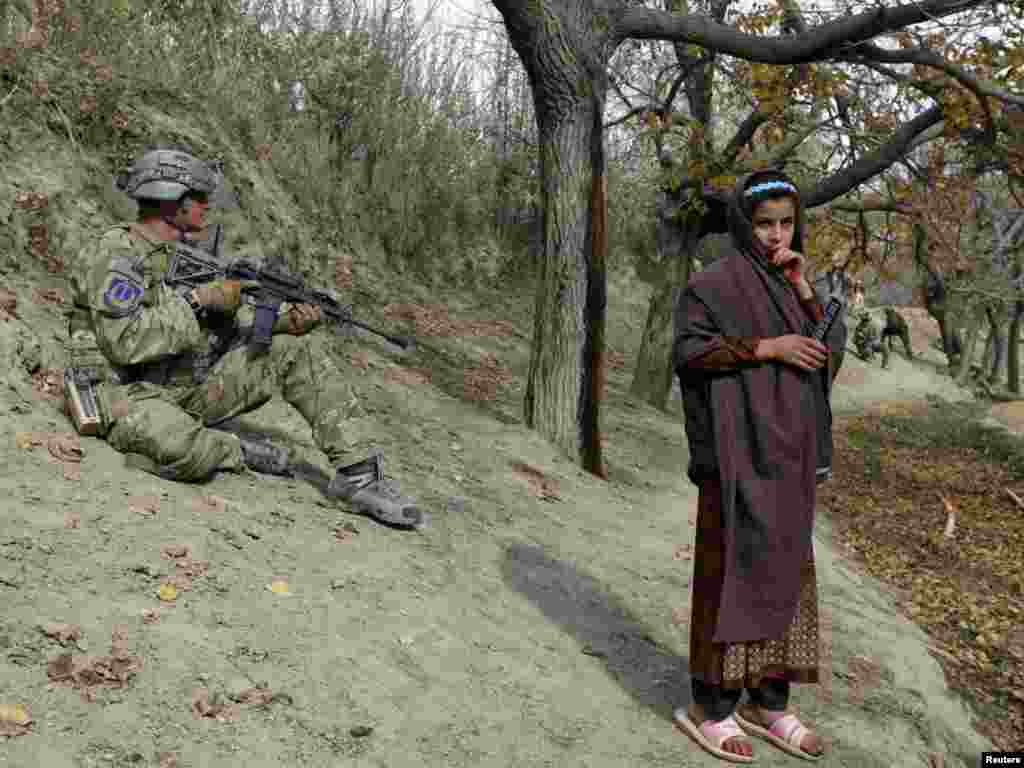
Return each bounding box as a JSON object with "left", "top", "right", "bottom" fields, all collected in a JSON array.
[{"left": 100, "top": 270, "right": 144, "bottom": 317}]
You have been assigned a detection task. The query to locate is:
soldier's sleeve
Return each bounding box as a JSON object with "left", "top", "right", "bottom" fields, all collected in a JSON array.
[{"left": 88, "top": 231, "right": 204, "bottom": 366}]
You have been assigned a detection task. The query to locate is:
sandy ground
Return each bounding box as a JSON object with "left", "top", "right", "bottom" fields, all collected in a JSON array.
[{"left": 0, "top": 273, "right": 998, "bottom": 768}]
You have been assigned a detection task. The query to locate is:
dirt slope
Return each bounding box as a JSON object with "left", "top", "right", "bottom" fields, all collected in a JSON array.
[{"left": 0, "top": 259, "right": 1000, "bottom": 768}]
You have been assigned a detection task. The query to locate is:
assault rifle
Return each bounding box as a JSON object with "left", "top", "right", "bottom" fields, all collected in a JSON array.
[{"left": 164, "top": 242, "right": 415, "bottom": 353}]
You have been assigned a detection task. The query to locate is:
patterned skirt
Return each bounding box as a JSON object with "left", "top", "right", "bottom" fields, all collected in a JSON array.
[{"left": 689, "top": 476, "right": 821, "bottom": 689}]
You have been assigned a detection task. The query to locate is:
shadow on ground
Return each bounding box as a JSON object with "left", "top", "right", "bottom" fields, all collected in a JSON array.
[{"left": 501, "top": 542, "right": 691, "bottom": 722}]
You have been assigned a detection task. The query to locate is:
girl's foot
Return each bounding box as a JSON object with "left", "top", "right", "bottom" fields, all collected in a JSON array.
[
  {"left": 736, "top": 703, "right": 824, "bottom": 761},
  {"left": 674, "top": 702, "right": 755, "bottom": 762}
]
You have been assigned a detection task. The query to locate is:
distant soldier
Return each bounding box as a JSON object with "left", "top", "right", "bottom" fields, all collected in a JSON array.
[
  {"left": 853, "top": 310, "right": 890, "bottom": 369},
  {"left": 847, "top": 278, "right": 867, "bottom": 320},
  {"left": 881, "top": 307, "right": 913, "bottom": 360}
]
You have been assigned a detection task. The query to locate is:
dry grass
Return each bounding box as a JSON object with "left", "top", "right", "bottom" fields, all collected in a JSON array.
[{"left": 819, "top": 402, "right": 1024, "bottom": 749}]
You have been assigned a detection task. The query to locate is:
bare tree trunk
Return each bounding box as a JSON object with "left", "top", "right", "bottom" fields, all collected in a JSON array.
[
  {"left": 981, "top": 311, "right": 995, "bottom": 379},
  {"left": 1010, "top": 257, "right": 1022, "bottom": 395},
  {"left": 495, "top": 0, "right": 611, "bottom": 477},
  {"left": 1010, "top": 302, "right": 1022, "bottom": 395},
  {"left": 986, "top": 305, "right": 1007, "bottom": 385},
  {"left": 630, "top": 217, "right": 697, "bottom": 409},
  {"left": 522, "top": 97, "right": 608, "bottom": 475},
  {"left": 955, "top": 307, "right": 984, "bottom": 386}
]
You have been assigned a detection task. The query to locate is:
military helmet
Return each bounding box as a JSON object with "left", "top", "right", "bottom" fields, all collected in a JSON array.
[{"left": 115, "top": 149, "right": 217, "bottom": 202}]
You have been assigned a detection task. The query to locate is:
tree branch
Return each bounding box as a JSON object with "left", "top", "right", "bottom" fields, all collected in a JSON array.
[
  {"left": 850, "top": 43, "right": 1024, "bottom": 109},
  {"left": 830, "top": 200, "right": 916, "bottom": 215},
  {"left": 722, "top": 109, "right": 770, "bottom": 162},
  {"left": 604, "top": 104, "right": 647, "bottom": 129},
  {"left": 662, "top": 65, "right": 694, "bottom": 114},
  {"left": 804, "top": 105, "right": 945, "bottom": 208},
  {"left": 613, "top": 0, "right": 986, "bottom": 64},
  {"left": 738, "top": 116, "right": 828, "bottom": 171}
]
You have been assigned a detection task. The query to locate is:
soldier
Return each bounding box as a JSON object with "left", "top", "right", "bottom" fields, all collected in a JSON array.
[
  {"left": 67, "top": 149, "right": 423, "bottom": 528},
  {"left": 848, "top": 278, "right": 866, "bottom": 317},
  {"left": 853, "top": 310, "right": 890, "bottom": 369},
  {"left": 881, "top": 306, "right": 914, "bottom": 360}
]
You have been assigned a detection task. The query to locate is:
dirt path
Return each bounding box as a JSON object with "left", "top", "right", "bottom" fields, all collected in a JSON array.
[{"left": 0, "top": 274, "right": 998, "bottom": 768}]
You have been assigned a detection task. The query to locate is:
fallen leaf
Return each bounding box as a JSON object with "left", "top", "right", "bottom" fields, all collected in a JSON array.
[
  {"left": 166, "top": 572, "right": 192, "bottom": 592},
  {"left": 335, "top": 253, "right": 354, "bottom": 290},
  {"left": 334, "top": 525, "right": 358, "bottom": 542},
  {"left": 510, "top": 460, "right": 561, "bottom": 501},
  {"left": 15, "top": 431, "right": 45, "bottom": 450},
  {"left": 0, "top": 703, "right": 32, "bottom": 737},
  {"left": 41, "top": 622, "right": 82, "bottom": 644},
  {"left": 382, "top": 303, "right": 457, "bottom": 336},
  {"left": 30, "top": 367, "right": 63, "bottom": 399},
  {"left": 382, "top": 366, "right": 432, "bottom": 386},
  {"left": 0, "top": 287, "right": 18, "bottom": 319},
  {"left": 192, "top": 494, "right": 227, "bottom": 514},
  {"left": 64, "top": 511, "right": 80, "bottom": 529},
  {"left": 267, "top": 579, "right": 290, "bottom": 595},
  {"left": 157, "top": 583, "right": 178, "bottom": 602},
  {"left": 128, "top": 495, "right": 160, "bottom": 516},
  {"left": 13, "top": 191, "right": 48, "bottom": 210},
  {"left": 233, "top": 686, "right": 274, "bottom": 705},
  {"left": 32, "top": 287, "right": 64, "bottom": 305},
  {"left": 160, "top": 544, "right": 190, "bottom": 559},
  {"left": 47, "top": 434, "right": 82, "bottom": 463},
  {"left": 46, "top": 653, "right": 74, "bottom": 682},
  {"left": 191, "top": 687, "right": 239, "bottom": 721},
  {"left": 141, "top": 608, "right": 160, "bottom": 624},
  {"left": 47, "top": 643, "right": 143, "bottom": 697},
  {"left": 175, "top": 559, "right": 209, "bottom": 579}
]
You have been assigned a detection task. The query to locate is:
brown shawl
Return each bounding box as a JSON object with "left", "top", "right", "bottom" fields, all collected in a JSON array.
[{"left": 672, "top": 173, "right": 840, "bottom": 644}]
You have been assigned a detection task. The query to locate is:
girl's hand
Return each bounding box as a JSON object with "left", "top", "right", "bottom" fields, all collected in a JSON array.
[
  {"left": 763, "top": 335, "right": 828, "bottom": 371},
  {"left": 770, "top": 247, "right": 804, "bottom": 280},
  {"left": 771, "top": 248, "right": 814, "bottom": 298}
]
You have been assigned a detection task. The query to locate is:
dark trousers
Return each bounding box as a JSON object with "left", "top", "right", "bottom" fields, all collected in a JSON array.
[{"left": 692, "top": 676, "right": 790, "bottom": 721}]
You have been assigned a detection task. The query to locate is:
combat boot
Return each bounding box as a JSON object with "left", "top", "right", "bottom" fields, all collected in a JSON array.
[
  {"left": 238, "top": 436, "right": 291, "bottom": 476},
  {"left": 328, "top": 452, "right": 425, "bottom": 528}
]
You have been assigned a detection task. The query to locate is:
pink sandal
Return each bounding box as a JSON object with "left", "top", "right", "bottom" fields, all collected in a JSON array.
[
  {"left": 735, "top": 705, "right": 824, "bottom": 761},
  {"left": 674, "top": 705, "right": 755, "bottom": 763}
]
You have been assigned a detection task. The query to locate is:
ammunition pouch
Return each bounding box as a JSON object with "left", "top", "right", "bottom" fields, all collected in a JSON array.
[{"left": 64, "top": 366, "right": 104, "bottom": 437}]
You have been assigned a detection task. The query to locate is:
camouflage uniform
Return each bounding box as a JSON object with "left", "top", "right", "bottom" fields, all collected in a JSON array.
[
  {"left": 853, "top": 311, "right": 890, "bottom": 369},
  {"left": 68, "top": 224, "right": 373, "bottom": 481}
]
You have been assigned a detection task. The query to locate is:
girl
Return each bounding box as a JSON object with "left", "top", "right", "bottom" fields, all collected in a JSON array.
[{"left": 672, "top": 170, "right": 845, "bottom": 762}]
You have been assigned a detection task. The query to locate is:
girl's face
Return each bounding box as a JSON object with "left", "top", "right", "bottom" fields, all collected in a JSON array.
[{"left": 751, "top": 196, "right": 796, "bottom": 254}]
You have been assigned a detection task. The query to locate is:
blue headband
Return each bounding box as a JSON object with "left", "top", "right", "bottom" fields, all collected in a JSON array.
[{"left": 744, "top": 180, "right": 797, "bottom": 197}]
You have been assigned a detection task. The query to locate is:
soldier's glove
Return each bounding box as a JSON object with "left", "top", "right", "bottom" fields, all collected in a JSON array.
[
  {"left": 274, "top": 303, "right": 323, "bottom": 336},
  {"left": 190, "top": 279, "right": 257, "bottom": 313}
]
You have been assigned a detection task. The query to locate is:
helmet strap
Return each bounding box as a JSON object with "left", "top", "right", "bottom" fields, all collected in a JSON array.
[{"left": 163, "top": 196, "right": 192, "bottom": 241}]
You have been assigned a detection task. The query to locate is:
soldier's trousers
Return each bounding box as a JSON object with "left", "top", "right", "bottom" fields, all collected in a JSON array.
[{"left": 97, "top": 333, "right": 373, "bottom": 481}]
